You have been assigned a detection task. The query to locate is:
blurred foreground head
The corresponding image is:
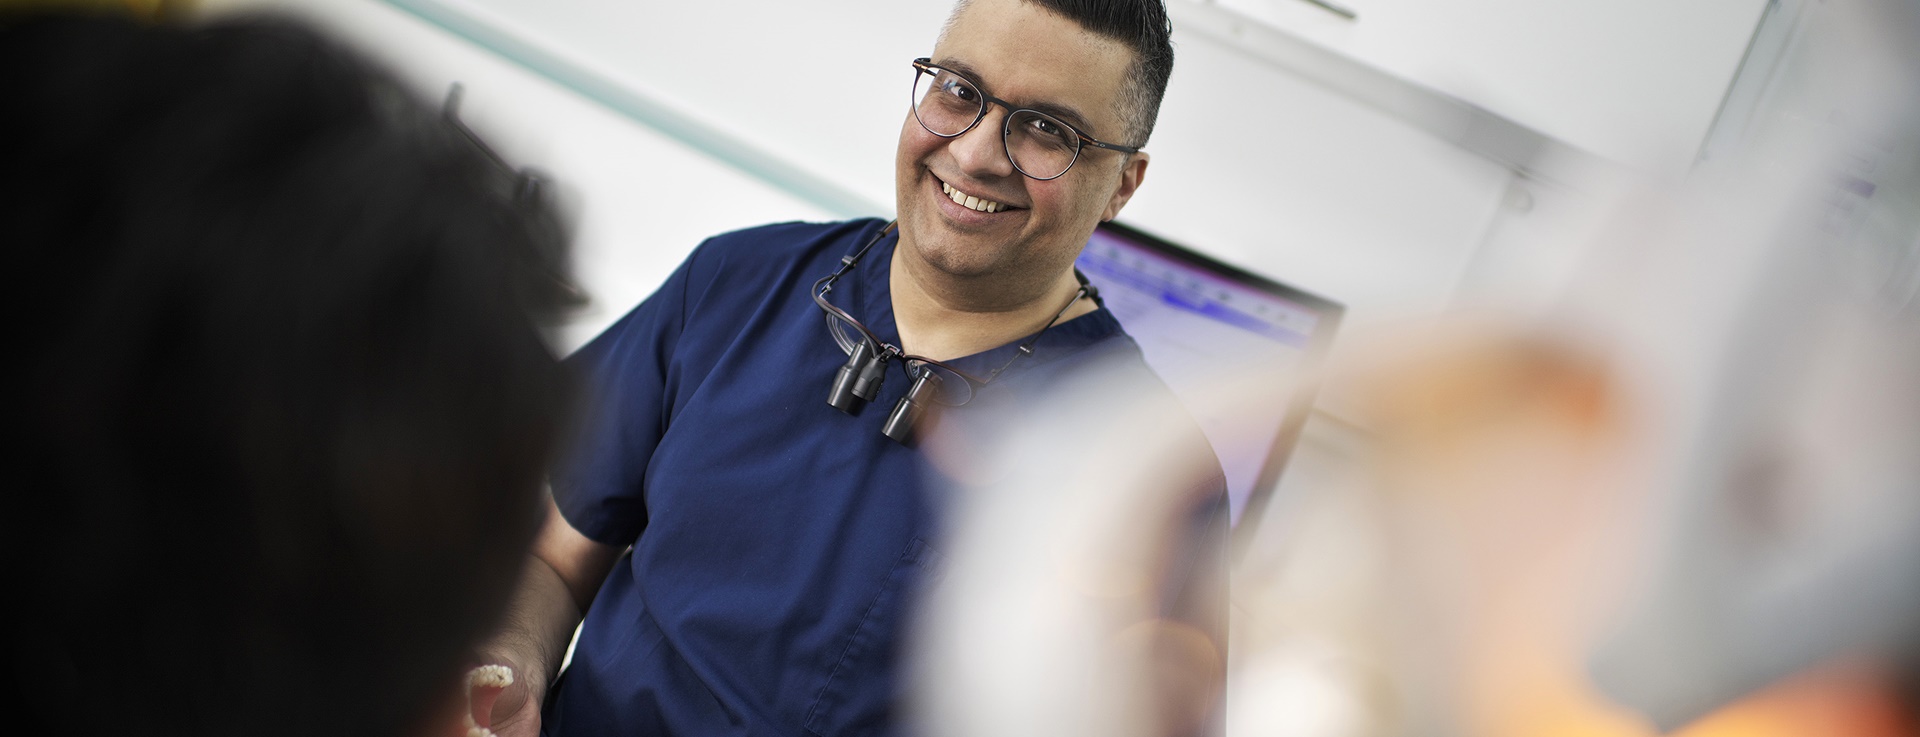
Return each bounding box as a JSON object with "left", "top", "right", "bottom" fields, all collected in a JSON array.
[{"left": 1, "top": 13, "right": 575, "bottom": 737}]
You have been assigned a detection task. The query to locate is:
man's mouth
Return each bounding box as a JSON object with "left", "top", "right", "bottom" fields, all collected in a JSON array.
[{"left": 941, "top": 180, "right": 1013, "bottom": 214}]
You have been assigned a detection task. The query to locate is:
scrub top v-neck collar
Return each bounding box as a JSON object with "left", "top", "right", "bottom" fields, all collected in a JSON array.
[{"left": 840, "top": 225, "right": 1125, "bottom": 383}]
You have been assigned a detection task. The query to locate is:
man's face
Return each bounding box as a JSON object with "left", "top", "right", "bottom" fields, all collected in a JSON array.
[{"left": 894, "top": 0, "right": 1149, "bottom": 299}]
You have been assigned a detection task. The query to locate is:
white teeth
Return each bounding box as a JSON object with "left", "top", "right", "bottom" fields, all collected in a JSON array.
[{"left": 942, "top": 181, "right": 1006, "bottom": 213}]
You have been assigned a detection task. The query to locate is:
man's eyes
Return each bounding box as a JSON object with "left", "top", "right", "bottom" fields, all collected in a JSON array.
[
  {"left": 1027, "top": 116, "right": 1065, "bottom": 138},
  {"left": 934, "top": 72, "right": 1075, "bottom": 144},
  {"left": 938, "top": 78, "right": 977, "bottom": 102}
]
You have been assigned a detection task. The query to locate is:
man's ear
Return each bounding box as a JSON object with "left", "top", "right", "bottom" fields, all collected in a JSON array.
[{"left": 1102, "top": 151, "right": 1149, "bottom": 222}]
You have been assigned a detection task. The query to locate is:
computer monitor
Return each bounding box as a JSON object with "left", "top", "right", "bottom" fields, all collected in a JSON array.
[{"left": 1075, "top": 221, "right": 1343, "bottom": 543}]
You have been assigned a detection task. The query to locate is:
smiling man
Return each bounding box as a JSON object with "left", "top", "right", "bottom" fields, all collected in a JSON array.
[
  {"left": 888, "top": 0, "right": 1151, "bottom": 362},
  {"left": 475, "top": 1, "right": 1225, "bottom": 736}
]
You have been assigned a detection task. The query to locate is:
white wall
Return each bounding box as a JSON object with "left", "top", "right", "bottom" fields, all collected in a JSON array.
[
  {"left": 200, "top": 0, "right": 1758, "bottom": 351},
  {"left": 308, "top": 0, "right": 1558, "bottom": 334},
  {"left": 1207, "top": 0, "right": 1770, "bottom": 178},
  {"left": 201, "top": 0, "right": 839, "bottom": 352}
]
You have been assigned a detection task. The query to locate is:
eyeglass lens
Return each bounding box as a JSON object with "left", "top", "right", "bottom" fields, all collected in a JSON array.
[{"left": 912, "top": 67, "right": 1081, "bottom": 180}]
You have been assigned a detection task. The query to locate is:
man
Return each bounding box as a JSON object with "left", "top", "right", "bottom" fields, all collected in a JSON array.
[
  {"left": 2, "top": 12, "right": 576, "bottom": 737},
  {"left": 479, "top": 0, "right": 1224, "bottom": 734}
]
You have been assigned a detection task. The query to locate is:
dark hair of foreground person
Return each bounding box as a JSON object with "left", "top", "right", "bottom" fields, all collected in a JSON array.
[{"left": 1, "top": 12, "right": 578, "bottom": 737}]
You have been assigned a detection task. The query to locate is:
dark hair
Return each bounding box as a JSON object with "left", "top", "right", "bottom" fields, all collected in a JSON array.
[
  {"left": 949, "top": 0, "right": 1175, "bottom": 147},
  {"left": 1, "top": 13, "right": 576, "bottom": 737}
]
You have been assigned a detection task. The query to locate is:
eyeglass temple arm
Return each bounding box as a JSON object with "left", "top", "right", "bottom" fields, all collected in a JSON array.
[
  {"left": 1079, "top": 136, "right": 1140, "bottom": 154},
  {"left": 444, "top": 83, "right": 549, "bottom": 204}
]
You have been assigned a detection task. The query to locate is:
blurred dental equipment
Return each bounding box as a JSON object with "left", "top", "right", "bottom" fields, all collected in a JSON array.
[{"left": 911, "top": 0, "right": 1920, "bottom": 735}]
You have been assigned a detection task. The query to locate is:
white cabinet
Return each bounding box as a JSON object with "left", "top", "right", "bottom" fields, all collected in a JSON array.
[{"left": 1199, "top": 0, "right": 1771, "bottom": 176}]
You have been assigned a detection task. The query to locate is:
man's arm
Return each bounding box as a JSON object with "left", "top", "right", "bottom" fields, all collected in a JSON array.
[{"left": 478, "top": 494, "right": 620, "bottom": 736}]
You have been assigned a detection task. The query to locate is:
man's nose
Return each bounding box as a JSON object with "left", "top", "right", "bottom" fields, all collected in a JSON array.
[{"left": 949, "top": 107, "right": 1018, "bottom": 179}]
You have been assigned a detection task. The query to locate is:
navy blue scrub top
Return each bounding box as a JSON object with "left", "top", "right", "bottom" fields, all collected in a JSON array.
[{"left": 544, "top": 219, "right": 1197, "bottom": 737}]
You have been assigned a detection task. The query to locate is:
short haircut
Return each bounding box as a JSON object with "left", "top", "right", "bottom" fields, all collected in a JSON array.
[
  {"left": 2, "top": 13, "right": 576, "bottom": 737},
  {"left": 946, "top": 0, "right": 1175, "bottom": 147}
]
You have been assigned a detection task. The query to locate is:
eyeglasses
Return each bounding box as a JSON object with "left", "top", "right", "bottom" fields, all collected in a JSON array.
[
  {"left": 910, "top": 58, "right": 1140, "bottom": 181},
  {"left": 442, "top": 83, "right": 589, "bottom": 309},
  {"left": 442, "top": 83, "right": 544, "bottom": 207}
]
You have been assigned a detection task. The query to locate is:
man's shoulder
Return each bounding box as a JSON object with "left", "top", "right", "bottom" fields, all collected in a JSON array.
[
  {"left": 1015, "top": 311, "right": 1152, "bottom": 391},
  {"left": 689, "top": 218, "right": 888, "bottom": 273},
  {"left": 666, "top": 218, "right": 888, "bottom": 307}
]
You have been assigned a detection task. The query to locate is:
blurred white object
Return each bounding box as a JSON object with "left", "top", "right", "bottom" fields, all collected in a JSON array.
[
  {"left": 1582, "top": 0, "right": 1920, "bottom": 727},
  {"left": 914, "top": 2, "right": 1920, "bottom": 735},
  {"left": 912, "top": 357, "right": 1242, "bottom": 737}
]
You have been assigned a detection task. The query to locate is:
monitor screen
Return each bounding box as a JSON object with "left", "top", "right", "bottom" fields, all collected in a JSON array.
[{"left": 1076, "top": 222, "right": 1343, "bottom": 531}]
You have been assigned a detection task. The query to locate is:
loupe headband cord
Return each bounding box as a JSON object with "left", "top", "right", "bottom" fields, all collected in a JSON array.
[
  {"left": 910, "top": 271, "right": 1093, "bottom": 389},
  {"left": 814, "top": 221, "right": 901, "bottom": 356},
  {"left": 813, "top": 273, "right": 885, "bottom": 355},
  {"left": 813, "top": 219, "right": 1091, "bottom": 394}
]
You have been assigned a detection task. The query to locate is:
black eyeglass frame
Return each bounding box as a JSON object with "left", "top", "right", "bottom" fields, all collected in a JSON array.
[
  {"left": 910, "top": 57, "right": 1140, "bottom": 181},
  {"left": 441, "top": 84, "right": 548, "bottom": 206}
]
